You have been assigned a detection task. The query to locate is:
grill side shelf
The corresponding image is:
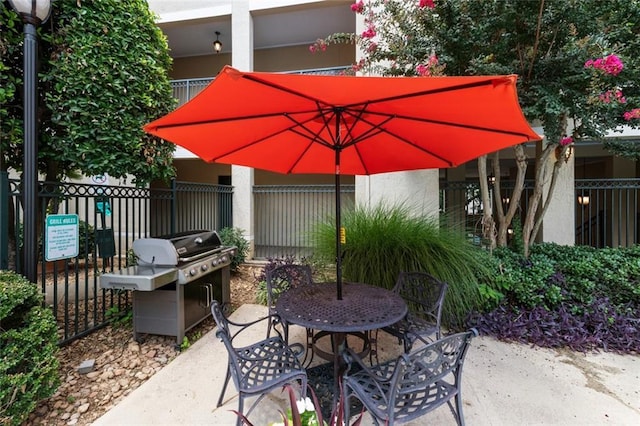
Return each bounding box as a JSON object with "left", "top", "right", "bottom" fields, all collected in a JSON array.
[{"left": 99, "top": 267, "right": 179, "bottom": 291}]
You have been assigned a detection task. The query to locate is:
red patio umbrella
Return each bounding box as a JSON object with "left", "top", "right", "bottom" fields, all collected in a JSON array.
[{"left": 145, "top": 65, "right": 540, "bottom": 299}]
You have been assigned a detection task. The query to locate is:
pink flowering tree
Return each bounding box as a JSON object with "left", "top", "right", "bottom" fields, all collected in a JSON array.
[{"left": 313, "top": 0, "right": 640, "bottom": 256}]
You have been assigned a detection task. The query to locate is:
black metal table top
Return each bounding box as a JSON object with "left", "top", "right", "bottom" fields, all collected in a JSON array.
[{"left": 276, "top": 282, "right": 408, "bottom": 333}]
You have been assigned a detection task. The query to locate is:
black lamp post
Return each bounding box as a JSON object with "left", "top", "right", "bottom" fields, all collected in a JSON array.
[{"left": 8, "top": 0, "right": 52, "bottom": 283}]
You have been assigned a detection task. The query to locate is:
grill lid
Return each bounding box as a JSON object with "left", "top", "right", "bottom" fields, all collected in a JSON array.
[
  {"left": 132, "top": 230, "right": 223, "bottom": 266},
  {"left": 168, "top": 230, "right": 222, "bottom": 257}
]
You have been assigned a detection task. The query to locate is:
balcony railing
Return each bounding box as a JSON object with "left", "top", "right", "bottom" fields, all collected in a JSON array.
[{"left": 171, "top": 66, "right": 350, "bottom": 106}]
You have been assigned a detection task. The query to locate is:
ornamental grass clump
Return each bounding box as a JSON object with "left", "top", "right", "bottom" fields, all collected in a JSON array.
[{"left": 311, "top": 202, "right": 494, "bottom": 329}]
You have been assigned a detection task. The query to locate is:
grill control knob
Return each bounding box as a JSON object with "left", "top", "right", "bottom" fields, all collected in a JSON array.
[
  {"left": 189, "top": 268, "right": 198, "bottom": 277},
  {"left": 201, "top": 264, "right": 208, "bottom": 272},
  {"left": 212, "top": 259, "right": 218, "bottom": 266}
]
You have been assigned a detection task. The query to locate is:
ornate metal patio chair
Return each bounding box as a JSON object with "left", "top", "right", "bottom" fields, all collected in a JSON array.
[
  {"left": 267, "top": 264, "right": 371, "bottom": 365},
  {"left": 342, "top": 329, "right": 478, "bottom": 426},
  {"left": 266, "top": 264, "right": 316, "bottom": 359},
  {"left": 210, "top": 300, "right": 307, "bottom": 426},
  {"left": 380, "top": 271, "right": 448, "bottom": 353}
]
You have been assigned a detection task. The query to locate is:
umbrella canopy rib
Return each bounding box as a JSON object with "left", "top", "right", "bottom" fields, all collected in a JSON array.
[
  {"left": 151, "top": 110, "right": 318, "bottom": 130},
  {"left": 362, "top": 110, "right": 538, "bottom": 139},
  {"left": 350, "top": 77, "right": 513, "bottom": 108}
]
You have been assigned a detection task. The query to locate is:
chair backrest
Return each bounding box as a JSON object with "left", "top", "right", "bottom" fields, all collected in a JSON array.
[
  {"left": 388, "top": 329, "right": 477, "bottom": 409},
  {"left": 265, "top": 264, "right": 313, "bottom": 310},
  {"left": 210, "top": 300, "right": 305, "bottom": 399},
  {"left": 211, "top": 299, "right": 233, "bottom": 348},
  {"left": 393, "top": 271, "right": 447, "bottom": 324}
]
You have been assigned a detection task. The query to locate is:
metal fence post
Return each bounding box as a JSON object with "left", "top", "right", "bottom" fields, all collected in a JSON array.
[
  {"left": 171, "top": 178, "right": 177, "bottom": 235},
  {"left": 0, "top": 171, "right": 8, "bottom": 269}
]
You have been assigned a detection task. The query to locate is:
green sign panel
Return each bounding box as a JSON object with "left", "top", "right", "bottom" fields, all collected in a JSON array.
[{"left": 45, "top": 214, "right": 79, "bottom": 261}]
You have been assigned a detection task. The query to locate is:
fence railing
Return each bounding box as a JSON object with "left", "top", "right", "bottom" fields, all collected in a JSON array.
[
  {"left": 253, "top": 184, "right": 355, "bottom": 259},
  {"left": 575, "top": 179, "right": 640, "bottom": 248},
  {"left": 253, "top": 179, "right": 640, "bottom": 258},
  {"left": 1, "top": 174, "right": 232, "bottom": 344},
  {"left": 5, "top": 174, "right": 640, "bottom": 344},
  {"left": 442, "top": 178, "right": 640, "bottom": 248},
  {"left": 439, "top": 180, "right": 535, "bottom": 244}
]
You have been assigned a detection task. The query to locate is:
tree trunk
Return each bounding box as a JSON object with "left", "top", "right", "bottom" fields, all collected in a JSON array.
[
  {"left": 477, "top": 155, "right": 496, "bottom": 250},
  {"left": 522, "top": 143, "right": 555, "bottom": 257},
  {"left": 531, "top": 144, "right": 571, "bottom": 242}
]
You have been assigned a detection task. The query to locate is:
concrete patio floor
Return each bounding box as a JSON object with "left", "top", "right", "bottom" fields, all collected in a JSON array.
[{"left": 93, "top": 304, "right": 640, "bottom": 425}]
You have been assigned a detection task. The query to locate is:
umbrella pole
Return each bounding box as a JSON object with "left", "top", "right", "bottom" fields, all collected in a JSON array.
[
  {"left": 335, "top": 170, "right": 342, "bottom": 300},
  {"left": 334, "top": 108, "right": 344, "bottom": 301}
]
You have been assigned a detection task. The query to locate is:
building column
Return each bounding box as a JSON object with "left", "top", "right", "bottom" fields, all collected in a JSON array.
[
  {"left": 356, "top": 170, "right": 440, "bottom": 219},
  {"left": 231, "top": 1, "right": 255, "bottom": 256},
  {"left": 352, "top": 6, "right": 439, "bottom": 219}
]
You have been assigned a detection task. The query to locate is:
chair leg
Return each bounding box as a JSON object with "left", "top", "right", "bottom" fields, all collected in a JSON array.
[
  {"left": 217, "top": 366, "right": 231, "bottom": 407},
  {"left": 447, "top": 393, "right": 465, "bottom": 426},
  {"left": 342, "top": 381, "right": 351, "bottom": 426},
  {"left": 302, "top": 328, "right": 315, "bottom": 366},
  {"left": 402, "top": 336, "right": 412, "bottom": 353},
  {"left": 455, "top": 392, "right": 465, "bottom": 426},
  {"left": 236, "top": 393, "right": 245, "bottom": 426}
]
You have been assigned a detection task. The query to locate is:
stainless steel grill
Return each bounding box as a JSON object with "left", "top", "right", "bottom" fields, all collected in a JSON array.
[{"left": 100, "top": 230, "right": 236, "bottom": 347}]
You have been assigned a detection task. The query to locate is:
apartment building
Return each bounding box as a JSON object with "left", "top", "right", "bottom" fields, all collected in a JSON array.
[{"left": 147, "top": 1, "right": 640, "bottom": 253}]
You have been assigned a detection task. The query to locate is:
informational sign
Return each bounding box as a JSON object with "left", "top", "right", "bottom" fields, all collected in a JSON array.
[
  {"left": 45, "top": 214, "right": 79, "bottom": 261},
  {"left": 91, "top": 174, "right": 109, "bottom": 185},
  {"left": 96, "top": 197, "right": 112, "bottom": 216}
]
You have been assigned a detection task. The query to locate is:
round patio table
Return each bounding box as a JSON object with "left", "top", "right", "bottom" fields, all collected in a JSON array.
[
  {"left": 276, "top": 281, "right": 407, "bottom": 407},
  {"left": 276, "top": 281, "right": 407, "bottom": 333}
]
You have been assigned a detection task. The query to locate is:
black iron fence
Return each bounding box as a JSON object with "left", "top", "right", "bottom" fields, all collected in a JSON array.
[
  {"left": 575, "top": 179, "right": 640, "bottom": 248},
  {"left": 4, "top": 174, "right": 640, "bottom": 344},
  {"left": 253, "top": 184, "right": 355, "bottom": 259},
  {"left": 442, "top": 178, "right": 640, "bottom": 248},
  {"left": 1, "top": 173, "right": 232, "bottom": 344},
  {"left": 440, "top": 180, "right": 536, "bottom": 244}
]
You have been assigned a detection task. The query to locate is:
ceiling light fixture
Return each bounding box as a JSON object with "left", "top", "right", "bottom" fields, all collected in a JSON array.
[{"left": 213, "top": 31, "right": 222, "bottom": 54}]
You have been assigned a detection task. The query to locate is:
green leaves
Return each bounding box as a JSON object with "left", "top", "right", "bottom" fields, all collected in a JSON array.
[
  {"left": 343, "top": 0, "right": 639, "bottom": 146},
  {"left": 1, "top": 0, "right": 176, "bottom": 185},
  {"left": 0, "top": 271, "right": 59, "bottom": 426}
]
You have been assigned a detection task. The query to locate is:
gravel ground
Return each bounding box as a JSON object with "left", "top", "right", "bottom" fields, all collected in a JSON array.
[{"left": 24, "top": 264, "right": 263, "bottom": 426}]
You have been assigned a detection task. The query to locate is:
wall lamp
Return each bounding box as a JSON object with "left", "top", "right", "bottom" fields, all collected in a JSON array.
[
  {"left": 578, "top": 195, "right": 590, "bottom": 206},
  {"left": 213, "top": 31, "right": 222, "bottom": 53}
]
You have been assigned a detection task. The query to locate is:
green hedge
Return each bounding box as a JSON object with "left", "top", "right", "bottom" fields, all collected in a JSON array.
[
  {"left": 488, "top": 243, "right": 640, "bottom": 311},
  {"left": 0, "top": 271, "right": 59, "bottom": 426}
]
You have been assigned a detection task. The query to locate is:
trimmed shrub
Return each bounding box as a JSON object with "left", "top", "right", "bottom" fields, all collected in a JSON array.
[
  {"left": 218, "top": 227, "right": 250, "bottom": 272},
  {"left": 490, "top": 243, "right": 640, "bottom": 310},
  {"left": 473, "top": 243, "right": 640, "bottom": 353},
  {"left": 0, "top": 271, "right": 59, "bottom": 426}
]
